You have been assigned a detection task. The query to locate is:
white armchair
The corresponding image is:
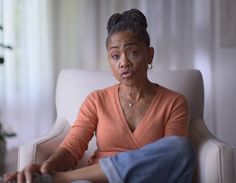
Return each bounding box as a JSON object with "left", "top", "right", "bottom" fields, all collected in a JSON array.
[{"left": 17, "top": 69, "right": 236, "bottom": 183}]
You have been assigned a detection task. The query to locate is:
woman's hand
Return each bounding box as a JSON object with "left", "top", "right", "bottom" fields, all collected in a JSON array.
[
  {"left": 3, "top": 164, "right": 41, "bottom": 183},
  {"left": 3, "top": 148, "right": 75, "bottom": 182},
  {"left": 3, "top": 160, "right": 56, "bottom": 183}
]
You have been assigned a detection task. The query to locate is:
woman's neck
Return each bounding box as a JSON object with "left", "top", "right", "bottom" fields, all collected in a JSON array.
[{"left": 119, "top": 80, "right": 155, "bottom": 101}]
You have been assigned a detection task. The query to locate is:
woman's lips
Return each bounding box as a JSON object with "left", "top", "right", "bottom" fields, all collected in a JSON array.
[{"left": 121, "top": 71, "right": 132, "bottom": 78}]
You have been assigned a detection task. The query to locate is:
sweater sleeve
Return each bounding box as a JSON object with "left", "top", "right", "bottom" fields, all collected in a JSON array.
[
  {"left": 59, "top": 92, "right": 98, "bottom": 163},
  {"left": 164, "top": 94, "right": 189, "bottom": 137}
]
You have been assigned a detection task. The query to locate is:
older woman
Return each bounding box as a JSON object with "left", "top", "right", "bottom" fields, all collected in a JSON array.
[{"left": 4, "top": 9, "right": 195, "bottom": 183}]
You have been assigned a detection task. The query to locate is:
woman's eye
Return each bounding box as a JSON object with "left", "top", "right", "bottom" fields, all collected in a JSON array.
[
  {"left": 112, "top": 55, "right": 120, "bottom": 60},
  {"left": 129, "top": 51, "right": 138, "bottom": 57},
  {"left": 130, "top": 51, "right": 135, "bottom": 55}
]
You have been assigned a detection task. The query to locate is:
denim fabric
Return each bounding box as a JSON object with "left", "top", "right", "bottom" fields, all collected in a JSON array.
[{"left": 99, "top": 136, "right": 196, "bottom": 183}]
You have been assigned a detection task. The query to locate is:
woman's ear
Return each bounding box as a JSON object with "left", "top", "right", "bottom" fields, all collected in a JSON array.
[{"left": 147, "top": 47, "right": 154, "bottom": 64}]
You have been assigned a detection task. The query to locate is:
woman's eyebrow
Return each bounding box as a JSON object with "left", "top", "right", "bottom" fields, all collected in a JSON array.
[{"left": 124, "top": 42, "right": 139, "bottom": 47}]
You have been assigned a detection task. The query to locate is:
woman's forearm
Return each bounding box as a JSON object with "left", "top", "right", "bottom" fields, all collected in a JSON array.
[
  {"left": 53, "top": 164, "right": 108, "bottom": 183},
  {"left": 42, "top": 147, "right": 77, "bottom": 172}
]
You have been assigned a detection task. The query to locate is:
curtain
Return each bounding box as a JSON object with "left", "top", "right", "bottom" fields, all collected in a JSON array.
[
  {"left": 1, "top": 0, "right": 215, "bottom": 148},
  {"left": 51, "top": 0, "right": 215, "bottom": 132},
  {"left": 1, "top": 0, "right": 54, "bottom": 148}
]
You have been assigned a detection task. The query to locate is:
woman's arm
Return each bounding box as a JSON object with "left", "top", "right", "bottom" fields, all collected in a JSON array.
[
  {"left": 41, "top": 147, "right": 77, "bottom": 173},
  {"left": 3, "top": 147, "right": 76, "bottom": 183},
  {"left": 53, "top": 163, "right": 108, "bottom": 183},
  {"left": 4, "top": 93, "right": 98, "bottom": 183},
  {"left": 164, "top": 95, "right": 189, "bottom": 137}
]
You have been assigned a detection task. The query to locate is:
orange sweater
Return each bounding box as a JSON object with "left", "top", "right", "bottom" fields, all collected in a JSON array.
[{"left": 60, "top": 84, "right": 188, "bottom": 165}]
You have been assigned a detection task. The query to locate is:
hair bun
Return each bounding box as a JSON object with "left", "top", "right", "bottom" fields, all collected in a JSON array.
[
  {"left": 106, "top": 9, "right": 150, "bottom": 47},
  {"left": 107, "top": 13, "right": 122, "bottom": 33},
  {"left": 123, "top": 9, "right": 147, "bottom": 30},
  {"left": 107, "top": 9, "right": 148, "bottom": 33}
]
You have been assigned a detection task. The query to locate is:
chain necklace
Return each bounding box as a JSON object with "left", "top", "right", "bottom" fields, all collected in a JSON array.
[
  {"left": 118, "top": 84, "right": 142, "bottom": 108},
  {"left": 127, "top": 95, "right": 140, "bottom": 108}
]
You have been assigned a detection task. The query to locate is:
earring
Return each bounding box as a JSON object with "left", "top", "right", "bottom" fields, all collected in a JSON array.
[{"left": 148, "top": 64, "right": 153, "bottom": 70}]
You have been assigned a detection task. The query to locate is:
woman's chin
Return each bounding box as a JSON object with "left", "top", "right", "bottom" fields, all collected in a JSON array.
[{"left": 119, "top": 79, "right": 139, "bottom": 87}]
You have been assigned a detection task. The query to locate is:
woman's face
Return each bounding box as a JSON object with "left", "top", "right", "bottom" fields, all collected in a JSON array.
[{"left": 107, "top": 31, "right": 154, "bottom": 86}]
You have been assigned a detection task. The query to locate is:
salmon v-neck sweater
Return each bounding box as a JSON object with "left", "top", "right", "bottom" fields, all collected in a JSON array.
[{"left": 60, "top": 84, "right": 188, "bottom": 165}]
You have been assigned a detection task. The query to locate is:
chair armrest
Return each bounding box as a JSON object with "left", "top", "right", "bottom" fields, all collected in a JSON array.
[
  {"left": 190, "top": 118, "right": 235, "bottom": 183},
  {"left": 17, "top": 118, "right": 70, "bottom": 171}
]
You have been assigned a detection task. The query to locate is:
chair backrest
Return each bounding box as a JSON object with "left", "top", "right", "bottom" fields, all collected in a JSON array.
[{"left": 56, "top": 69, "right": 204, "bottom": 124}]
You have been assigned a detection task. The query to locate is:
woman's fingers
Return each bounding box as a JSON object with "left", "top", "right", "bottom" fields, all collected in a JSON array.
[
  {"left": 4, "top": 164, "right": 48, "bottom": 183},
  {"left": 24, "top": 164, "right": 41, "bottom": 183},
  {"left": 40, "top": 160, "right": 52, "bottom": 174},
  {"left": 17, "top": 171, "right": 26, "bottom": 183},
  {"left": 3, "top": 171, "right": 18, "bottom": 182},
  {"left": 4, "top": 164, "right": 41, "bottom": 183},
  {"left": 40, "top": 161, "right": 49, "bottom": 174}
]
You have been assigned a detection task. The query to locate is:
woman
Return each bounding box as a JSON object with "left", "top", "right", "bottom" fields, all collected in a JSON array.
[{"left": 4, "top": 9, "right": 195, "bottom": 183}]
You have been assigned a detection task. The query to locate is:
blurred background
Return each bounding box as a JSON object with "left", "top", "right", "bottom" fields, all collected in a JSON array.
[{"left": 0, "top": 0, "right": 235, "bottom": 151}]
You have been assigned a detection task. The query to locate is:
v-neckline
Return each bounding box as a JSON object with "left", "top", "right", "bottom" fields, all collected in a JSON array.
[{"left": 115, "top": 84, "right": 159, "bottom": 136}]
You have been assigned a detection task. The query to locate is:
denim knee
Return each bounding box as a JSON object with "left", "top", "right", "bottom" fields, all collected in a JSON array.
[
  {"left": 99, "top": 136, "right": 196, "bottom": 183},
  {"left": 171, "top": 136, "right": 195, "bottom": 159},
  {"left": 166, "top": 136, "right": 196, "bottom": 180},
  {"left": 162, "top": 136, "right": 195, "bottom": 161}
]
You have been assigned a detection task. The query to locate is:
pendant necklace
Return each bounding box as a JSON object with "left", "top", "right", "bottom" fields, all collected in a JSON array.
[
  {"left": 127, "top": 95, "right": 139, "bottom": 108},
  {"left": 128, "top": 103, "right": 134, "bottom": 108}
]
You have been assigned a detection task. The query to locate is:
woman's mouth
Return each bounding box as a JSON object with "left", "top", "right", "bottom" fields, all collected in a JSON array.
[{"left": 121, "top": 71, "right": 132, "bottom": 78}]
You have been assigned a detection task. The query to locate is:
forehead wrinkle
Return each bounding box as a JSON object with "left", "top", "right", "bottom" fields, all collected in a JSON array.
[
  {"left": 108, "top": 31, "right": 144, "bottom": 51},
  {"left": 109, "top": 42, "right": 140, "bottom": 51}
]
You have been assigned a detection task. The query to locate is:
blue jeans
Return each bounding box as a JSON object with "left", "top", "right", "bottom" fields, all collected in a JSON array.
[{"left": 99, "top": 136, "right": 196, "bottom": 183}]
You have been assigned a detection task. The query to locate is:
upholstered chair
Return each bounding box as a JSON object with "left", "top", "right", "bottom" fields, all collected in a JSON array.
[{"left": 17, "top": 69, "right": 236, "bottom": 183}]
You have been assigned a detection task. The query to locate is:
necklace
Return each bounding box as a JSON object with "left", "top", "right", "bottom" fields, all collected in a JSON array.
[
  {"left": 127, "top": 96, "right": 139, "bottom": 108},
  {"left": 119, "top": 84, "right": 141, "bottom": 108},
  {"left": 128, "top": 103, "right": 134, "bottom": 108}
]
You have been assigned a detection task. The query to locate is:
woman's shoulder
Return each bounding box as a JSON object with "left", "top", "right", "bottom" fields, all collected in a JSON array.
[
  {"left": 80, "top": 84, "right": 117, "bottom": 109},
  {"left": 157, "top": 84, "right": 187, "bottom": 102},
  {"left": 87, "top": 84, "right": 118, "bottom": 99}
]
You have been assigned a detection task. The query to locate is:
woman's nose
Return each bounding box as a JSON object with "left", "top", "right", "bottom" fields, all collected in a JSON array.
[{"left": 120, "top": 55, "right": 131, "bottom": 68}]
